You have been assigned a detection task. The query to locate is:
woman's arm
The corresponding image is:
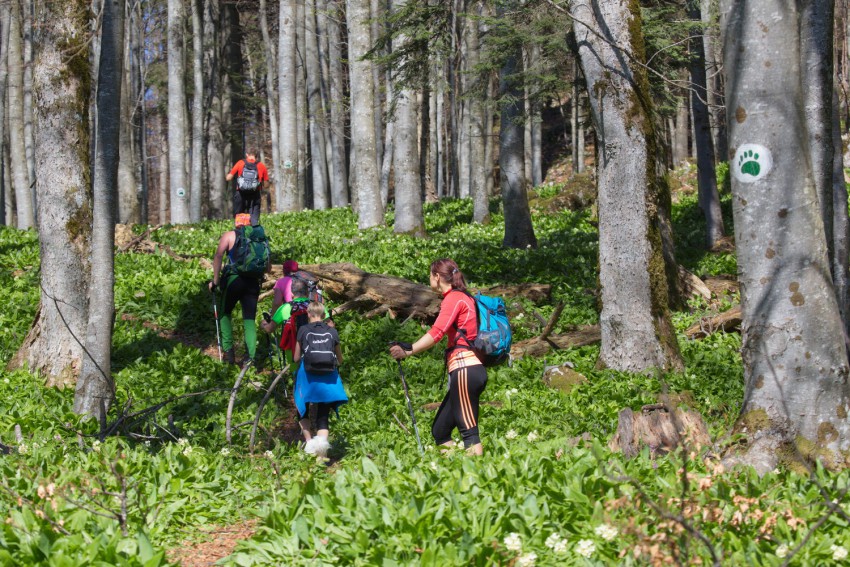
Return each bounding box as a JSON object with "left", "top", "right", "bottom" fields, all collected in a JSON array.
[
  {"left": 335, "top": 343, "right": 343, "bottom": 364},
  {"left": 293, "top": 341, "right": 302, "bottom": 363},
  {"left": 389, "top": 333, "right": 436, "bottom": 360}
]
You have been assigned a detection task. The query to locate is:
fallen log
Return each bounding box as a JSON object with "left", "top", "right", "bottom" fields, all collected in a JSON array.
[
  {"left": 684, "top": 305, "right": 742, "bottom": 339},
  {"left": 510, "top": 325, "right": 601, "bottom": 359},
  {"left": 609, "top": 402, "right": 711, "bottom": 458}
]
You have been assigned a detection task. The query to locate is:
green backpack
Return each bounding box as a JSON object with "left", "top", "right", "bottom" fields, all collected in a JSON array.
[{"left": 227, "top": 225, "right": 270, "bottom": 278}]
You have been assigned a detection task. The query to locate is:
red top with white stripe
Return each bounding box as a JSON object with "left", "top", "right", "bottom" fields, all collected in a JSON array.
[{"left": 428, "top": 289, "right": 481, "bottom": 371}]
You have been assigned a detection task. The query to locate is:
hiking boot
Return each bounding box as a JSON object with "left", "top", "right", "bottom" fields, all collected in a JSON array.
[
  {"left": 224, "top": 349, "right": 236, "bottom": 365},
  {"left": 241, "top": 356, "right": 255, "bottom": 370}
]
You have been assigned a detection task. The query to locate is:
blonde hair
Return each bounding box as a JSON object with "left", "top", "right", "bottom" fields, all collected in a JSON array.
[{"left": 307, "top": 301, "right": 325, "bottom": 321}]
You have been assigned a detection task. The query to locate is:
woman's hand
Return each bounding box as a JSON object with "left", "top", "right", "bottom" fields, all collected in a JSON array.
[{"left": 389, "top": 344, "right": 410, "bottom": 360}]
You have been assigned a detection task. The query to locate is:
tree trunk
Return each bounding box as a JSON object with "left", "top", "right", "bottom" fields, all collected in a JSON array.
[
  {"left": 0, "top": 2, "right": 10, "bottom": 226},
  {"left": 260, "top": 0, "right": 280, "bottom": 206},
  {"left": 468, "top": 1, "right": 488, "bottom": 224},
  {"left": 721, "top": 0, "right": 850, "bottom": 474},
  {"left": 278, "top": 0, "right": 298, "bottom": 211},
  {"left": 168, "top": 0, "right": 189, "bottom": 222},
  {"left": 347, "top": 0, "right": 383, "bottom": 228},
  {"left": 687, "top": 0, "right": 724, "bottom": 249},
  {"left": 130, "top": 1, "right": 148, "bottom": 223},
  {"left": 529, "top": 46, "right": 542, "bottom": 188},
  {"left": 379, "top": 73, "right": 394, "bottom": 208},
  {"left": 306, "top": 0, "right": 329, "bottom": 209},
  {"left": 673, "top": 79, "right": 689, "bottom": 166},
  {"left": 832, "top": 85, "right": 850, "bottom": 336},
  {"left": 498, "top": 2, "right": 536, "bottom": 249},
  {"left": 13, "top": 0, "right": 91, "bottom": 387},
  {"left": 117, "top": 13, "right": 137, "bottom": 225},
  {"left": 570, "top": 0, "right": 683, "bottom": 372},
  {"left": 204, "top": 0, "right": 225, "bottom": 218},
  {"left": 189, "top": 0, "right": 204, "bottom": 222},
  {"left": 76, "top": 0, "right": 124, "bottom": 420},
  {"left": 22, "top": 0, "right": 34, "bottom": 223},
  {"left": 370, "top": 0, "right": 383, "bottom": 177},
  {"left": 295, "top": 0, "right": 308, "bottom": 208},
  {"left": 326, "top": 0, "right": 348, "bottom": 207},
  {"left": 7, "top": 0, "right": 31, "bottom": 229}
]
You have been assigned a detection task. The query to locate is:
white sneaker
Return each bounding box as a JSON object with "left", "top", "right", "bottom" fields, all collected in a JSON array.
[
  {"left": 304, "top": 438, "right": 318, "bottom": 454},
  {"left": 312, "top": 436, "right": 330, "bottom": 458}
]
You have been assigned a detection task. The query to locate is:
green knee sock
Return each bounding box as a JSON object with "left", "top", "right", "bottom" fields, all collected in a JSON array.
[
  {"left": 220, "top": 315, "right": 233, "bottom": 351},
  {"left": 244, "top": 319, "right": 257, "bottom": 359}
]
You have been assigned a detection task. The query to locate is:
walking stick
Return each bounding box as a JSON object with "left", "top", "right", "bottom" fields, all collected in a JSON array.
[
  {"left": 211, "top": 286, "right": 223, "bottom": 362},
  {"left": 390, "top": 342, "right": 423, "bottom": 454}
]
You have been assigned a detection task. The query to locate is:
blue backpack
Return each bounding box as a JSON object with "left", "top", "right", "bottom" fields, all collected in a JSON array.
[{"left": 465, "top": 291, "right": 512, "bottom": 366}]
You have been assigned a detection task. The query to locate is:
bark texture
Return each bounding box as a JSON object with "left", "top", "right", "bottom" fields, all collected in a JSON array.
[
  {"left": 167, "top": 0, "right": 189, "bottom": 222},
  {"left": 722, "top": 0, "right": 850, "bottom": 474},
  {"left": 570, "top": 0, "right": 682, "bottom": 372}
]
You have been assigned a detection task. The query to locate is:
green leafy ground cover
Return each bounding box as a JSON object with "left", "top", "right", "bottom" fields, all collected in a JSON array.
[{"left": 1, "top": 188, "right": 848, "bottom": 565}]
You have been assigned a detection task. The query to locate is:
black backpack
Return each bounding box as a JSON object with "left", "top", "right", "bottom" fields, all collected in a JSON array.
[
  {"left": 237, "top": 161, "right": 260, "bottom": 191},
  {"left": 299, "top": 322, "right": 338, "bottom": 374}
]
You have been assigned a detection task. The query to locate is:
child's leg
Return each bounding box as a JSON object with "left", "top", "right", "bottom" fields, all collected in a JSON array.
[{"left": 315, "top": 403, "right": 331, "bottom": 439}]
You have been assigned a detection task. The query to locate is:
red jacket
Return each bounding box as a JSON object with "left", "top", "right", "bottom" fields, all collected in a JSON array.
[{"left": 229, "top": 158, "right": 269, "bottom": 186}]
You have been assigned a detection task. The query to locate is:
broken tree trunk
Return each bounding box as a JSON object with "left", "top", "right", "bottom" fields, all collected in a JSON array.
[
  {"left": 609, "top": 403, "right": 711, "bottom": 459},
  {"left": 684, "top": 305, "right": 742, "bottom": 339}
]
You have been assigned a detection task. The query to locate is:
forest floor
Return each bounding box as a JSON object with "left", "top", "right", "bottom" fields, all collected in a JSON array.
[{"left": 166, "top": 520, "right": 258, "bottom": 566}]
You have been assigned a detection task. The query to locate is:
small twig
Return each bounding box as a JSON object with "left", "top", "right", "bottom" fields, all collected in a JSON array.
[
  {"left": 392, "top": 413, "right": 411, "bottom": 435},
  {"left": 538, "top": 302, "right": 565, "bottom": 342},
  {"left": 118, "top": 224, "right": 162, "bottom": 252}
]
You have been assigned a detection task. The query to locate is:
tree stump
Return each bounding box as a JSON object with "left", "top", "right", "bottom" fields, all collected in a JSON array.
[{"left": 608, "top": 403, "right": 711, "bottom": 458}]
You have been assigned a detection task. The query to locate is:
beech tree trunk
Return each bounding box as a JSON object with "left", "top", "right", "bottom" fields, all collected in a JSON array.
[
  {"left": 721, "top": 0, "right": 850, "bottom": 473},
  {"left": 8, "top": 0, "right": 32, "bottom": 229},
  {"left": 168, "top": 0, "right": 189, "bottom": 222},
  {"left": 189, "top": 0, "right": 204, "bottom": 222},
  {"left": 0, "top": 2, "right": 10, "bottom": 226},
  {"left": 14, "top": 0, "right": 91, "bottom": 386},
  {"left": 22, "top": 0, "right": 33, "bottom": 222},
  {"left": 687, "top": 0, "right": 724, "bottom": 249},
  {"left": 347, "top": 0, "right": 383, "bottom": 228},
  {"left": 306, "top": 0, "right": 329, "bottom": 209},
  {"left": 499, "top": 1, "right": 536, "bottom": 249},
  {"left": 278, "top": 0, "right": 298, "bottom": 211},
  {"left": 570, "top": 0, "right": 683, "bottom": 372},
  {"left": 76, "top": 0, "right": 124, "bottom": 420},
  {"left": 204, "top": 0, "right": 225, "bottom": 218},
  {"left": 468, "top": 1, "right": 488, "bottom": 224},
  {"left": 117, "top": 17, "right": 138, "bottom": 225},
  {"left": 326, "top": 0, "right": 348, "bottom": 206},
  {"left": 259, "top": 0, "right": 280, "bottom": 206}
]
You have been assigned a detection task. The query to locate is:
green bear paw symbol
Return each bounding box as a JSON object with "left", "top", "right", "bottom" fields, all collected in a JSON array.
[{"left": 738, "top": 149, "right": 761, "bottom": 177}]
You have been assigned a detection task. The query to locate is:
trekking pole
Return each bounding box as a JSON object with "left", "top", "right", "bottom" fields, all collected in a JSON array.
[
  {"left": 211, "top": 285, "right": 223, "bottom": 362},
  {"left": 390, "top": 342, "right": 424, "bottom": 454}
]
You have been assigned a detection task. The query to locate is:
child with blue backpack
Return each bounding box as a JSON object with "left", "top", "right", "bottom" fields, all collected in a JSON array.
[{"left": 389, "top": 259, "right": 488, "bottom": 456}]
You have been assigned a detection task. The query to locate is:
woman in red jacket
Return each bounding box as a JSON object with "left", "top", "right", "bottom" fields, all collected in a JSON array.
[{"left": 389, "top": 258, "right": 487, "bottom": 455}]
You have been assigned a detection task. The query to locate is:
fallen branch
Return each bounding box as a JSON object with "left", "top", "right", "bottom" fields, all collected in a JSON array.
[
  {"left": 226, "top": 363, "right": 253, "bottom": 446},
  {"left": 684, "top": 305, "right": 742, "bottom": 339},
  {"left": 510, "top": 325, "right": 601, "bottom": 360},
  {"left": 249, "top": 365, "right": 290, "bottom": 452}
]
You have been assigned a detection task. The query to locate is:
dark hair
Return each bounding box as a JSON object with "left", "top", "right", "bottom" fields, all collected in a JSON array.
[
  {"left": 246, "top": 149, "right": 259, "bottom": 158},
  {"left": 291, "top": 277, "right": 308, "bottom": 297},
  {"left": 430, "top": 258, "right": 467, "bottom": 292}
]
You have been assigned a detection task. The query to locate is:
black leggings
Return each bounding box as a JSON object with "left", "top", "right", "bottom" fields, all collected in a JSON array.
[
  {"left": 299, "top": 403, "right": 331, "bottom": 431},
  {"left": 432, "top": 364, "right": 487, "bottom": 447},
  {"left": 221, "top": 274, "right": 261, "bottom": 319}
]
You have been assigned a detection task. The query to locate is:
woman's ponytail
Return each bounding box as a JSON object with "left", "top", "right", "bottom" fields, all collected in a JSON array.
[{"left": 430, "top": 258, "right": 467, "bottom": 292}]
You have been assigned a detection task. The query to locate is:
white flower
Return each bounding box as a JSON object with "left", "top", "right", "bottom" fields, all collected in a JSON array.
[
  {"left": 506, "top": 429, "right": 518, "bottom": 440},
  {"left": 3, "top": 378, "right": 9, "bottom": 384},
  {"left": 511, "top": 388, "right": 518, "bottom": 394},
  {"left": 546, "top": 533, "right": 568, "bottom": 553},
  {"left": 575, "top": 539, "right": 596, "bottom": 558},
  {"left": 527, "top": 431, "right": 539, "bottom": 443},
  {"left": 595, "top": 523, "right": 618, "bottom": 541},
  {"left": 264, "top": 450, "right": 274, "bottom": 459},
  {"left": 832, "top": 545, "right": 848, "bottom": 561},
  {"left": 775, "top": 544, "right": 789, "bottom": 559},
  {"left": 91, "top": 440, "right": 101, "bottom": 452},
  {"left": 144, "top": 440, "right": 151, "bottom": 447},
  {"left": 430, "top": 461, "right": 438, "bottom": 471},
  {"left": 517, "top": 552, "right": 537, "bottom": 566},
  {"left": 503, "top": 532, "right": 522, "bottom": 552},
  {"left": 220, "top": 448, "right": 231, "bottom": 456},
  {"left": 31, "top": 442, "right": 39, "bottom": 450},
  {"left": 177, "top": 438, "right": 189, "bottom": 446},
  {"left": 181, "top": 445, "right": 193, "bottom": 456},
  {"left": 187, "top": 430, "right": 195, "bottom": 437},
  {"left": 505, "top": 389, "right": 514, "bottom": 397}
]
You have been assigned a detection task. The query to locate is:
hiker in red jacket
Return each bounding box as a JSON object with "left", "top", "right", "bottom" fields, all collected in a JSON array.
[{"left": 226, "top": 149, "right": 269, "bottom": 226}]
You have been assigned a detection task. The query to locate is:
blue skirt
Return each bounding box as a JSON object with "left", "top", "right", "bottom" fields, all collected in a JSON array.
[{"left": 293, "top": 364, "right": 349, "bottom": 417}]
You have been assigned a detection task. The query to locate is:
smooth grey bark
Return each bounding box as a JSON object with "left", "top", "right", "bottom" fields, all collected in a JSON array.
[
  {"left": 370, "top": 0, "right": 383, "bottom": 175},
  {"left": 279, "top": 0, "right": 298, "bottom": 211},
  {"left": 204, "top": 0, "right": 225, "bottom": 218},
  {"left": 3, "top": 143, "right": 11, "bottom": 226},
  {"left": 468, "top": 1, "right": 488, "bottom": 224},
  {"left": 76, "top": 0, "right": 124, "bottom": 420},
  {"left": 687, "top": 0, "right": 724, "bottom": 248},
  {"left": 498, "top": 6, "right": 536, "bottom": 250},
  {"left": 295, "top": 0, "right": 308, "bottom": 208},
  {"left": 306, "top": 0, "right": 329, "bottom": 209},
  {"left": 259, "top": 0, "right": 280, "bottom": 201},
  {"left": 129, "top": 1, "right": 148, "bottom": 223},
  {"left": 529, "top": 46, "right": 542, "bottom": 188},
  {"left": 391, "top": 0, "right": 424, "bottom": 236},
  {"left": 379, "top": 73, "right": 394, "bottom": 208},
  {"left": 167, "top": 0, "right": 189, "bottom": 222},
  {"left": 0, "top": 3, "right": 10, "bottom": 226},
  {"left": 673, "top": 80, "right": 689, "bottom": 166},
  {"left": 15, "top": 0, "right": 90, "bottom": 387},
  {"left": 7, "top": 0, "right": 31, "bottom": 229},
  {"left": 721, "top": 0, "right": 850, "bottom": 473},
  {"left": 347, "top": 0, "right": 383, "bottom": 228},
  {"left": 577, "top": 95, "right": 586, "bottom": 173},
  {"left": 116, "top": 13, "right": 137, "bottom": 225},
  {"left": 326, "top": 0, "right": 347, "bottom": 206},
  {"left": 158, "top": 116, "right": 168, "bottom": 222},
  {"left": 833, "top": 85, "right": 850, "bottom": 336},
  {"left": 189, "top": 0, "right": 204, "bottom": 222},
  {"left": 22, "top": 0, "right": 33, "bottom": 221},
  {"left": 570, "top": 0, "right": 682, "bottom": 372}
]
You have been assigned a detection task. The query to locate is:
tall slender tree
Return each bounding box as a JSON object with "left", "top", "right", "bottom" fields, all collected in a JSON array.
[
  {"left": 8, "top": 0, "right": 32, "bottom": 229},
  {"left": 168, "top": 0, "right": 189, "bottom": 222},
  {"left": 279, "top": 0, "right": 298, "bottom": 211}
]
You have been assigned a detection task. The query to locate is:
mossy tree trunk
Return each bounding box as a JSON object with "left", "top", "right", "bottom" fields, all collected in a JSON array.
[
  {"left": 12, "top": 0, "right": 92, "bottom": 387},
  {"left": 569, "top": 0, "right": 683, "bottom": 372},
  {"left": 721, "top": 0, "right": 850, "bottom": 474}
]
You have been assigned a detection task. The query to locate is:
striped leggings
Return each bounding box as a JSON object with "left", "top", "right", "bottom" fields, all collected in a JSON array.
[{"left": 432, "top": 364, "right": 488, "bottom": 447}]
